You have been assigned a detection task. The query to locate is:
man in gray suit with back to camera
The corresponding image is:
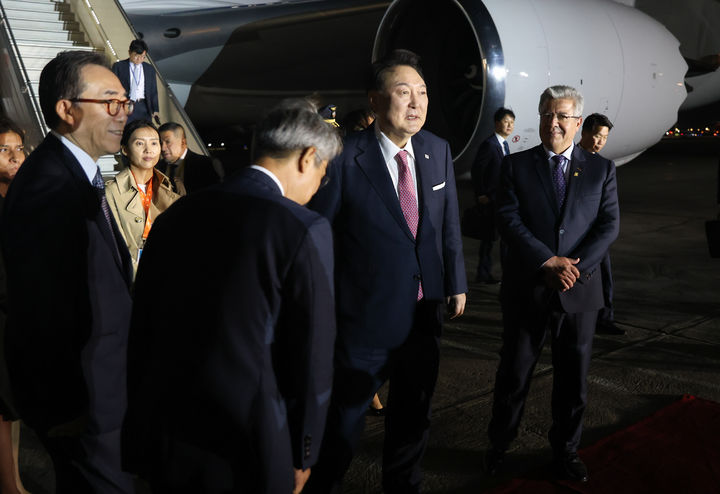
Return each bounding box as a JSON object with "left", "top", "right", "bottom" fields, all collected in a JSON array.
[{"left": 485, "top": 86, "right": 619, "bottom": 483}]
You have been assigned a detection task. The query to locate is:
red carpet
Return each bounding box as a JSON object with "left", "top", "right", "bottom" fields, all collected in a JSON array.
[{"left": 488, "top": 395, "right": 720, "bottom": 493}]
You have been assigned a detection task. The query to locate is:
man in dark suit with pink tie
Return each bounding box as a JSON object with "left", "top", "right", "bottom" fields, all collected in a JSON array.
[
  {"left": 305, "top": 49, "right": 467, "bottom": 494},
  {"left": 486, "top": 86, "right": 619, "bottom": 483}
]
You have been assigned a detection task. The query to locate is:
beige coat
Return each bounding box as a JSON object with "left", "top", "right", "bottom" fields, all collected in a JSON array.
[{"left": 105, "top": 167, "right": 181, "bottom": 272}]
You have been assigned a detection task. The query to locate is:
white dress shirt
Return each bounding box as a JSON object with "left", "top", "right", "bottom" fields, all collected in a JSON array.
[{"left": 375, "top": 125, "right": 419, "bottom": 208}]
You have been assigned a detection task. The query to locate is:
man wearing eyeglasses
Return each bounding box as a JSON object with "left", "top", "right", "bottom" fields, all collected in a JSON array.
[
  {"left": 112, "top": 39, "right": 159, "bottom": 124},
  {"left": 0, "top": 51, "right": 135, "bottom": 493},
  {"left": 485, "top": 86, "right": 619, "bottom": 483}
]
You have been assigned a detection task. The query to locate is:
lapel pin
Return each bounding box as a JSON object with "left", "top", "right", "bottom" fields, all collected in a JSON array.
[
  {"left": 424, "top": 154, "right": 430, "bottom": 159},
  {"left": 574, "top": 172, "right": 579, "bottom": 177}
]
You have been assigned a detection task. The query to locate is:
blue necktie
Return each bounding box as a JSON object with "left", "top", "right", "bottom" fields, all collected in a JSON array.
[
  {"left": 551, "top": 155, "right": 567, "bottom": 209},
  {"left": 92, "top": 169, "right": 121, "bottom": 260},
  {"left": 503, "top": 140, "right": 510, "bottom": 156}
]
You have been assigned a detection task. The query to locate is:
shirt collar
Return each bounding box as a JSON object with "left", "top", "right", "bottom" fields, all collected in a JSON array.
[
  {"left": 543, "top": 142, "right": 574, "bottom": 162},
  {"left": 375, "top": 125, "right": 415, "bottom": 164},
  {"left": 249, "top": 165, "right": 284, "bottom": 196},
  {"left": 51, "top": 130, "right": 99, "bottom": 183}
]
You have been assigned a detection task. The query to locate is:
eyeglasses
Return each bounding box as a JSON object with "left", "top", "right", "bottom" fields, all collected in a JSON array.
[
  {"left": 320, "top": 175, "right": 331, "bottom": 188},
  {"left": 69, "top": 98, "right": 135, "bottom": 116},
  {"left": 539, "top": 112, "right": 580, "bottom": 123}
]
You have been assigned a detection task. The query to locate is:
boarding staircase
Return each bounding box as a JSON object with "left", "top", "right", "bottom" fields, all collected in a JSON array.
[{"left": 0, "top": 0, "right": 207, "bottom": 174}]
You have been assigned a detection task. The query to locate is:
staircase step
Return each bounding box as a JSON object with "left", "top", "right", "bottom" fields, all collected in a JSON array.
[
  {"left": 1, "top": 0, "right": 68, "bottom": 14},
  {"left": 10, "top": 27, "right": 85, "bottom": 43},
  {"left": 99, "top": 155, "right": 121, "bottom": 175},
  {"left": 14, "top": 54, "right": 53, "bottom": 70},
  {"left": 17, "top": 42, "right": 95, "bottom": 58},
  {"left": 2, "top": 7, "right": 73, "bottom": 22},
  {"left": 4, "top": 17, "right": 80, "bottom": 32}
]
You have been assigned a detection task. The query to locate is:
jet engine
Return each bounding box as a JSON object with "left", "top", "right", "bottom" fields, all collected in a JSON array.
[{"left": 373, "top": 0, "right": 688, "bottom": 168}]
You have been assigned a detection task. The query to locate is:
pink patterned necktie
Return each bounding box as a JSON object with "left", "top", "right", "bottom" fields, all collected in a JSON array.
[{"left": 395, "top": 150, "right": 423, "bottom": 300}]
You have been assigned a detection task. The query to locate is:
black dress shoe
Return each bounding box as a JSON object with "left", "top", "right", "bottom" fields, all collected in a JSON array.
[
  {"left": 366, "top": 406, "right": 386, "bottom": 417},
  {"left": 596, "top": 321, "right": 626, "bottom": 335},
  {"left": 484, "top": 447, "right": 505, "bottom": 476},
  {"left": 552, "top": 453, "right": 588, "bottom": 482}
]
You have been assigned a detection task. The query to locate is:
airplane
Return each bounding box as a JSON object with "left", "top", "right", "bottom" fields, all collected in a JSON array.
[{"left": 120, "top": 0, "right": 720, "bottom": 172}]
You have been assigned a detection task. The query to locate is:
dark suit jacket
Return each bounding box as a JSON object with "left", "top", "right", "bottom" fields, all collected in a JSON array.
[
  {"left": 123, "top": 167, "right": 335, "bottom": 490},
  {"left": 111, "top": 59, "right": 159, "bottom": 114},
  {"left": 157, "top": 149, "right": 222, "bottom": 194},
  {"left": 0, "top": 133, "right": 133, "bottom": 433},
  {"left": 310, "top": 125, "right": 467, "bottom": 349},
  {"left": 497, "top": 144, "right": 619, "bottom": 314},
  {"left": 471, "top": 134, "right": 504, "bottom": 200}
]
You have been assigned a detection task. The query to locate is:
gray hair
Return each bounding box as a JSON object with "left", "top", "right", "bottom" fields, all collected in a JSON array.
[
  {"left": 252, "top": 98, "right": 343, "bottom": 165},
  {"left": 538, "top": 85, "right": 584, "bottom": 116}
]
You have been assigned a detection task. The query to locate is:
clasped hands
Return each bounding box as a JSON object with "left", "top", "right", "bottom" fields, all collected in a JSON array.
[{"left": 543, "top": 256, "right": 580, "bottom": 292}]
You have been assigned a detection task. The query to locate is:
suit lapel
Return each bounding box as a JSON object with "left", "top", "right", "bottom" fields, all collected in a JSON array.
[
  {"left": 492, "top": 137, "right": 504, "bottom": 163},
  {"left": 355, "top": 129, "right": 415, "bottom": 240},
  {"left": 52, "top": 136, "right": 132, "bottom": 283},
  {"left": 532, "top": 146, "right": 560, "bottom": 216},
  {"left": 412, "top": 132, "right": 432, "bottom": 237},
  {"left": 561, "top": 146, "right": 587, "bottom": 220}
]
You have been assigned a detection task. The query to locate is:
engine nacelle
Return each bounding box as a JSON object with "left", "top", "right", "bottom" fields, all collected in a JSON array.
[{"left": 373, "top": 0, "right": 687, "bottom": 168}]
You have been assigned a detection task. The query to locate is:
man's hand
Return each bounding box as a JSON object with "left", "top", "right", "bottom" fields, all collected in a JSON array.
[
  {"left": 542, "top": 256, "right": 580, "bottom": 292},
  {"left": 293, "top": 468, "right": 311, "bottom": 494},
  {"left": 446, "top": 293, "right": 466, "bottom": 319}
]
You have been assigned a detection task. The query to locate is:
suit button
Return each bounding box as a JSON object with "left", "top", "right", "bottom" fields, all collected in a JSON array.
[
  {"left": 559, "top": 228, "right": 565, "bottom": 235},
  {"left": 413, "top": 274, "right": 422, "bottom": 281},
  {"left": 135, "top": 217, "right": 143, "bottom": 223}
]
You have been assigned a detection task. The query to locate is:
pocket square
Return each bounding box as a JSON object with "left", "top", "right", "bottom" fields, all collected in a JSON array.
[{"left": 432, "top": 182, "right": 446, "bottom": 191}]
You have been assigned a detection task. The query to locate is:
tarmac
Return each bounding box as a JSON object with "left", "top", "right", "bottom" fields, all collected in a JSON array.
[{"left": 16, "top": 137, "right": 720, "bottom": 493}]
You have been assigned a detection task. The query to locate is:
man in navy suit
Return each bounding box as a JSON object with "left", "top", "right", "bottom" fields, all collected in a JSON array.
[
  {"left": 122, "top": 100, "right": 341, "bottom": 494},
  {"left": 112, "top": 39, "right": 159, "bottom": 124},
  {"left": 578, "top": 113, "right": 624, "bottom": 336},
  {"left": 471, "top": 107, "right": 515, "bottom": 283},
  {"left": 305, "top": 49, "right": 467, "bottom": 493},
  {"left": 1, "top": 51, "right": 135, "bottom": 493},
  {"left": 485, "top": 86, "right": 619, "bottom": 482}
]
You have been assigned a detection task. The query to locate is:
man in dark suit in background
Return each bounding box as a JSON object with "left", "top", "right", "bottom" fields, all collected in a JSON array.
[
  {"left": 486, "top": 86, "right": 619, "bottom": 482},
  {"left": 471, "top": 107, "right": 515, "bottom": 283},
  {"left": 157, "top": 122, "right": 223, "bottom": 194},
  {"left": 112, "top": 39, "right": 159, "bottom": 124},
  {"left": 305, "top": 49, "right": 467, "bottom": 494},
  {"left": 578, "top": 113, "right": 624, "bottom": 335},
  {"left": 1, "top": 51, "right": 134, "bottom": 493},
  {"left": 123, "top": 100, "right": 341, "bottom": 494}
]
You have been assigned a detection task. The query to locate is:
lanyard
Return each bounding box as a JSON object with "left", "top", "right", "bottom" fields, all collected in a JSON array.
[
  {"left": 131, "top": 64, "right": 142, "bottom": 94},
  {"left": 130, "top": 170, "right": 154, "bottom": 239}
]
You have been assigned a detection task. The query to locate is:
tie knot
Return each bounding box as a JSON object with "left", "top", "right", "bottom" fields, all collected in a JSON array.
[
  {"left": 551, "top": 154, "right": 567, "bottom": 168},
  {"left": 92, "top": 169, "right": 105, "bottom": 190},
  {"left": 395, "top": 150, "right": 409, "bottom": 168}
]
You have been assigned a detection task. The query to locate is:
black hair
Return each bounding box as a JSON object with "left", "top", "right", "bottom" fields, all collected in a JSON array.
[
  {"left": 38, "top": 50, "right": 109, "bottom": 129},
  {"left": 494, "top": 107, "right": 515, "bottom": 122},
  {"left": 0, "top": 117, "right": 24, "bottom": 141},
  {"left": 582, "top": 113, "right": 613, "bottom": 133},
  {"left": 121, "top": 119, "right": 158, "bottom": 147},
  {"left": 129, "top": 39, "right": 148, "bottom": 54},
  {"left": 368, "top": 49, "right": 424, "bottom": 93},
  {"left": 158, "top": 122, "right": 186, "bottom": 139}
]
